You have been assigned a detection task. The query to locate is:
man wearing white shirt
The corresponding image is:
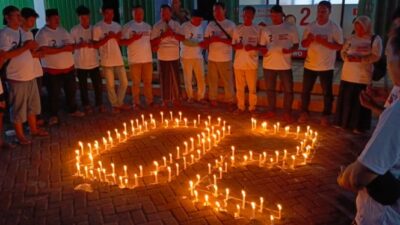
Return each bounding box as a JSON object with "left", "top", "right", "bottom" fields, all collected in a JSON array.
[
  {"left": 71, "top": 5, "right": 104, "bottom": 114},
  {"left": 0, "top": 5, "right": 48, "bottom": 144},
  {"left": 260, "top": 5, "right": 299, "bottom": 123},
  {"left": 203, "top": 2, "right": 236, "bottom": 108},
  {"left": 121, "top": 5, "right": 153, "bottom": 109},
  {"left": 151, "top": 4, "right": 184, "bottom": 107},
  {"left": 93, "top": 4, "right": 128, "bottom": 113},
  {"left": 232, "top": 6, "right": 261, "bottom": 114},
  {"left": 36, "top": 9, "right": 85, "bottom": 126},
  {"left": 0, "top": 50, "right": 12, "bottom": 148},
  {"left": 298, "top": 1, "right": 343, "bottom": 126},
  {"left": 180, "top": 9, "right": 206, "bottom": 103}
]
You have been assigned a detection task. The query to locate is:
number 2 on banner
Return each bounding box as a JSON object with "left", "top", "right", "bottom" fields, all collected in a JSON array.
[{"left": 300, "top": 7, "right": 311, "bottom": 26}]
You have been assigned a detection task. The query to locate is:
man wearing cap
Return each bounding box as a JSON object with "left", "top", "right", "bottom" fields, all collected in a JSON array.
[
  {"left": 203, "top": 2, "right": 236, "bottom": 108},
  {"left": 36, "top": 9, "right": 84, "bottom": 126},
  {"left": 232, "top": 6, "right": 261, "bottom": 114},
  {"left": 260, "top": 5, "right": 299, "bottom": 123},
  {"left": 0, "top": 5, "right": 48, "bottom": 144},
  {"left": 180, "top": 9, "right": 206, "bottom": 103},
  {"left": 93, "top": 4, "right": 129, "bottom": 113},
  {"left": 298, "top": 1, "right": 343, "bottom": 125},
  {"left": 171, "top": 0, "right": 190, "bottom": 24},
  {"left": 71, "top": 5, "right": 105, "bottom": 114},
  {"left": 120, "top": 5, "right": 154, "bottom": 109}
]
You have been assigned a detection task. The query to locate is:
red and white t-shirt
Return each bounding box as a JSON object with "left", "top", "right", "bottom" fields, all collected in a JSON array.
[
  {"left": 151, "top": 19, "right": 181, "bottom": 61},
  {"left": 232, "top": 24, "right": 261, "bottom": 70},
  {"left": 71, "top": 24, "right": 99, "bottom": 69},
  {"left": 122, "top": 21, "right": 152, "bottom": 64},
  {"left": 204, "top": 19, "right": 236, "bottom": 62},
  {"left": 93, "top": 21, "right": 124, "bottom": 67},
  {"left": 180, "top": 21, "right": 205, "bottom": 60}
]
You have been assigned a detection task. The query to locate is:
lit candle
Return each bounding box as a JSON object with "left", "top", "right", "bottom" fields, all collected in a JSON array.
[
  {"left": 88, "top": 154, "right": 94, "bottom": 168},
  {"left": 218, "top": 117, "right": 221, "bottom": 126},
  {"left": 249, "top": 150, "right": 253, "bottom": 161},
  {"left": 224, "top": 162, "right": 228, "bottom": 172},
  {"left": 241, "top": 190, "right": 246, "bottom": 209},
  {"left": 124, "top": 178, "right": 128, "bottom": 188},
  {"left": 231, "top": 156, "right": 235, "bottom": 166},
  {"left": 184, "top": 141, "right": 188, "bottom": 154},
  {"left": 190, "top": 138, "right": 194, "bottom": 151},
  {"left": 102, "top": 137, "right": 108, "bottom": 149},
  {"left": 123, "top": 165, "right": 128, "bottom": 177},
  {"left": 112, "top": 172, "right": 116, "bottom": 184},
  {"left": 176, "top": 146, "right": 180, "bottom": 159},
  {"left": 169, "top": 111, "right": 173, "bottom": 121},
  {"left": 189, "top": 180, "right": 194, "bottom": 196},
  {"left": 208, "top": 115, "right": 211, "bottom": 125},
  {"left": 154, "top": 161, "right": 159, "bottom": 172},
  {"left": 190, "top": 154, "right": 194, "bottom": 164},
  {"left": 213, "top": 174, "right": 217, "bottom": 186},
  {"left": 215, "top": 201, "right": 221, "bottom": 211},
  {"left": 175, "top": 118, "right": 179, "bottom": 127},
  {"left": 214, "top": 184, "right": 218, "bottom": 197},
  {"left": 303, "top": 153, "right": 308, "bottom": 165},
  {"left": 194, "top": 190, "right": 198, "bottom": 202},
  {"left": 204, "top": 194, "right": 209, "bottom": 206},
  {"left": 202, "top": 139, "right": 206, "bottom": 154},
  {"left": 197, "top": 150, "right": 201, "bottom": 159},
  {"left": 175, "top": 163, "right": 179, "bottom": 176},
  {"left": 134, "top": 173, "right": 138, "bottom": 186},
  {"left": 275, "top": 151, "right": 279, "bottom": 163},
  {"left": 225, "top": 187, "right": 230, "bottom": 201},
  {"left": 169, "top": 153, "right": 173, "bottom": 164},
  {"left": 141, "top": 114, "right": 145, "bottom": 125},
  {"left": 119, "top": 176, "right": 123, "bottom": 187},
  {"left": 139, "top": 125, "right": 142, "bottom": 133},
  {"left": 144, "top": 121, "right": 148, "bottom": 131},
  {"left": 259, "top": 197, "right": 264, "bottom": 213},
  {"left": 296, "top": 146, "right": 300, "bottom": 155},
  {"left": 251, "top": 202, "right": 256, "bottom": 219},
  {"left": 84, "top": 166, "right": 88, "bottom": 178},
  {"left": 135, "top": 119, "right": 139, "bottom": 128},
  {"left": 244, "top": 155, "right": 248, "bottom": 164},
  {"left": 208, "top": 163, "right": 212, "bottom": 174},
  {"left": 277, "top": 204, "right": 282, "bottom": 219},
  {"left": 97, "top": 168, "right": 102, "bottom": 181},
  {"left": 184, "top": 118, "right": 187, "bottom": 127},
  {"left": 163, "top": 156, "right": 167, "bottom": 167},
  {"left": 222, "top": 127, "right": 226, "bottom": 137},
  {"left": 167, "top": 166, "right": 171, "bottom": 182},
  {"left": 193, "top": 120, "right": 197, "bottom": 128},
  {"left": 285, "top": 126, "right": 289, "bottom": 137},
  {"left": 296, "top": 126, "right": 300, "bottom": 139},
  {"left": 178, "top": 111, "right": 182, "bottom": 122},
  {"left": 254, "top": 119, "right": 257, "bottom": 129},
  {"left": 228, "top": 126, "right": 231, "bottom": 135},
  {"left": 139, "top": 165, "right": 143, "bottom": 177},
  {"left": 183, "top": 156, "right": 187, "bottom": 169},
  {"left": 160, "top": 112, "right": 164, "bottom": 124},
  {"left": 270, "top": 215, "right": 274, "bottom": 225},
  {"left": 277, "top": 122, "right": 280, "bottom": 132},
  {"left": 111, "top": 162, "right": 115, "bottom": 174},
  {"left": 273, "top": 125, "right": 277, "bottom": 134},
  {"left": 219, "top": 167, "right": 223, "bottom": 179},
  {"left": 76, "top": 163, "right": 81, "bottom": 176},
  {"left": 235, "top": 204, "right": 241, "bottom": 218},
  {"left": 165, "top": 119, "right": 169, "bottom": 128},
  {"left": 207, "top": 138, "right": 211, "bottom": 150},
  {"left": 196, "top": 174, "right": 201, "bottom": 184},
  {"left": 197, "top": 114, "right": 200, "bottom": 124},
  {"left": 154, "top": 171, "right": 158, "bottom": 184},
  {"left": 262, "top": 122, "right": 267, "bottom": 131},
  {"left": 291, "top": 155, "right": 296, "bottom": 169},
  {"left": 197, "top": 134, "right": 201, "bottom": 146},
  {"left": 283, "top": 149, "right": 287, "bottom": 160}
]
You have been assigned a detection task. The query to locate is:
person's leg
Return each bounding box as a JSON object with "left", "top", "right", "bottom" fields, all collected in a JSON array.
[
  {"left": 319, "top": 70, "right": 334, "bottom": 116},
  {"left": 264, "top": 69, "right": 277, "bottom": 113},
  {"left": 182, "top": 58, "right": 194, "bottom": 101},
  {"left": 219, "top": 61, "right": 234, "bottom": 103},
  {"left": 207, "top": 61, "right": 219, "bottom": 103},
  {"left": 234, "top": 69, "right": 246, "bottom": 111},
  {"left": 88, "top": 67, "right": 103, "bottom": 108},
  {"left": 130, "top": 63, "right": 142, "bottom": 106},
  {"left": 246, "top": 69, "right": 258, "bottom": 112},
  {"left": 46, "top": 74, "right": 62, "bottom": 119},
  {"left": 62, "top": 71, "right": 80, "bottom": 114},
  {"left": 193, "top": 58, "right": 206, "bottom": 101},
  {"left": 115, "top": 66, "right": 128, "bottom": 107},
  {"left": 279, "top": 70, "right": 294, "bottom": 115},
  {"left": 142, "top": 62, "right": 153, "bottom": 105},
  {"left": 26, "top": 79, "right": 47, "bottom": 136},
  {"left": 300, "top": 68, "right": 318, "bottom": 113},
  {"left": 76, "top": 69, "right": 90, "bottom": 107},
  {"left": 9, "top": 82, "right": 29, "bottom": 143},
  {"left": 102, "top": 66, "right": 119, "bottom": 108},
  {"left": 171, "top": 60, "right": 181, "bottom": 103},
  {"left": 158, "top": 61, "right": 169, "bottom": 104}
]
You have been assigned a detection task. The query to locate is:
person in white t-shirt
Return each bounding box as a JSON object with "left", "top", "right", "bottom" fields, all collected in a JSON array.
[
  {"left": 203, "top": 2, "right": 236, "bottom": 108},
  {"left": 120, "top": 5, "right": 153, "bottom": 109},
  {"left": 259, "top": 5, "right": 299, "bottom": 122},
  {"left": 232, "top": 6, "right": 261, "bottom": 114},
  {"left": 180, "top": 9, "right": 206, "bottom": 103},
  {"left": 21, "top": 7, "right": 45, "bottom": 127},
  {"left": 36, "top": 9, "right": 85, "bottom": 126},
  {"left": 93, "top": 4, "right": 129, "bottom": 113},
  {"left": 150, "top": 4, "right": 184, "bottom": 107},
  {"left": 0, "top": 6, "right": 48, "bottom": 144},
  {"left": 71, "top": 5, "right": 104, "bottom": 114},
  {"left": 298, "top": 1, "right": 343, "bottom": 126},
  {"left": 334, "top": 16, "right": 382, "bottom": 134}
]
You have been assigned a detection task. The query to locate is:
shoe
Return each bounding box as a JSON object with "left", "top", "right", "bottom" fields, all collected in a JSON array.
[
  {"left": 210, "top": 100, "right": 218, "bottom": 107},
  {"left": 48, "top": 116, "right": 59, "bottom": 126},
  {"left": 98, "top": 105, "right": 107, "bottom": 113},
  {"left": 119, "top": 104, "right": 131, "bottom": 111},
  {"left": 283, "top": 113, "right": 295, "bottom": 124},
  {"left": 320, "top": 116, "right": 331, "bottom": 126},
  {"left": 298, "top": 112, "right": 309, "bottom": 123},
  {"left": 262, "top": 111, "right": 276, "bottom": 120},
  {"left": 70, "top": 110, "right": 85, "bottom": 117}
]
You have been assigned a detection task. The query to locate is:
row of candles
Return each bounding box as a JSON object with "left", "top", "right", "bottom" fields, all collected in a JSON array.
[{"left": 74, "top": 112, "right": 231, "bottom": 189}]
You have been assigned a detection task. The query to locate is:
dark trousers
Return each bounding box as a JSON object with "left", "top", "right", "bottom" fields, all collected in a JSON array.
[
  {"left": 45, "top": 71, "right": 78, "bottom": 117},
  {"left": 76, "top": 67, "right": 103, "bottom": 107},
  {"left": 159, "top": 60, "right": 181, "bottom": 102},
  {"left": 264, "top": 69, "right": 294, "bottom": 113},
  {"left": 301, "top": 68, "right": 334, "bottom": 115}
]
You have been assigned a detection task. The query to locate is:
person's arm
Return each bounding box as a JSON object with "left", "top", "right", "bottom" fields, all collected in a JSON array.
[
  {"left": 315, "top": 35, "right": 343, "bottom": 50},
  {"left": 359, "top": 90, "right": 385, "bottom": 116},
  {"left": 39, "top": 44, "right": 74, "bottom": 55},
  {"left": 3, "top": 40, "right": 37, "bottom": 59},
  {"left": 119, "top": 33, "right": 143, "bottom": 46},
  {"left": 301, "top": 27, "right": 314, "bottom": 48},
  {"left": 282, "top": 43, "right": 299, "bottom": 54},
  {"left": 337, "top": 160, "right": 379, "bottom": 192},
  {"left": 360, "top": 36, "right": 383, "bottom": 64}
]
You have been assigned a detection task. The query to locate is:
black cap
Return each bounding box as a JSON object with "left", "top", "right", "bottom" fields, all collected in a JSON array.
[
  {"left": 191, "top": 9, "right": 202, "bottom": 18},
  {"left": 2, "top": 5, "right": 19, "bottom": 25},
  {"left": 21, "top": 7, "right": 39, "bottom": 19},
  {"left": 76, "top": 5, "right": 90, "bottom": 16},
  {"left": 270, "top": 5, "right": 284, "bottom": 14},
  {"left": 45, "top": 8, "right": 58, "bottom": 18}
]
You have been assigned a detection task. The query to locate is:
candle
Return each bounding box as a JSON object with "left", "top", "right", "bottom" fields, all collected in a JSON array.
[
  {"left": 277, "top": 204, "right": 282, "bottom": 219},
  {"left": 141, "top": 114, "right": 145, "bottom": 125},
  {"left": 218, "top": 117, "right": 221, "bottom": 126},
  {"left": 190, "top": 138, "right": 194, "bottom": 151},
  {"left": 169, "top": 153, "right": 173, "bottom": 164},
  {"left": 184, "top": 118, "right": 187, "bottom": 127},
  {"left": 241, "top": 190, "right": 246, "bottom": 209},
  {"left": 169, "top": 111, "right": 173, "bottom": 121},
  {"left": 112, "top": 172, "right": 116, "bottom": 184},
  {"left": 208, "top": 163, "right": 212, "bottom": 174},
  {"left": 123, "top": 165, "right": 128, "bottom": 177},
  {"left": 207, "top": 138, "right": 211, "bottom": 150},
  {"left": 213, "top": 174, "right": 217, "bottom": 186},
  {"left": 197, "top": 134, "right": 201, "bottom": 146},
  {"left": 259, "top": 197, "right": 264, "bottom": 213},
  {"left": 167, "top": 166, "right": 171, "bottom": 182},
  {"left": 194, "top": 190, "right": 198, "bottom": 202},
  {"left": 285, "top": 126, "right": 289, "bottom": 137},
  {"left": 277, "top": 122, "right": 280, "bottom": 132},
  {"left": 190, "top": 154, "right": 194, "bottom": 164},
  {"left": 197, "top": 114, "right": 200, "bottom": 124},
  {"left": 175, "top": 118, "right": 179, "bottom": 127},
  {"left": 139, "top": 165, "right": 143, "bottom": 177},
  {"left": 231, "top": 156, "right": 235, "bottom": 166},
  {"left": 291, "top": 155, "right": 296, "bottom": 169},
  {"left": 251, "top": 202, "right": 256, "bottom": 218},
  {"left": 178, "top": 111, "right": 182, "bottom": 122},
  {"left": 196, "top": 174, "right": 201, "bottom": 185},
  {"left": 262, "top": 122, "right": 267, "bottom": 131},
  {"left": 135, "top": 119, "right": 139, "bottom": 128},
  {"left": 204, "top": 194, "right": 209, "bottom": 206},
  {"left": 163, "top": 156, "right": 167, "bottom": 167},
  {"left": 228, "top": 126, "right": 231, "bottom": 135},
  {"left": 176, "top": 147, "right": 180, "bottom": 159},
  {"left": 303, "top": 153, "right": 308, "bottom": 165},
  {"left": 215, "top": 201, "right": 221, "bottom": 211},
  {"left": 111, "top": 163, "right": 115, "bottom": 175},
  {"left": 222, "top": 127, "right": 226, "bottom": 137},
  {"left": 194, "top": 120, "right": 197, "bottom": 128},
  {"left": 189, "top": 180, "right": 194, "bottom": 196},
  {"left": 254, "top": 119, "right": 257, "bottom": 129},
  {"left": 244, "top": 155, "right": 248, "bottom": 164},
  {"left": 249, "top": 150, "right": 253, "bottom": 161},
  {"left": 197, "top": 150, "right": 201, "bottom": 160},
  {"left": 154, "top": 161, "right": 159, "bottom": 172},
  {"left": 231, "top": 146, "right": 235, "bottom": 157},
  {"left": 275, "top": 150, "right": 279, "bottom": 163},
  {"left": 219, "top": 167, "right": 223, "bottom": 179},
  {"left": 214, "top": 184, "right": 218, "bottom": 197},
  {"left": 165, "top": 119, "right": 169, "bottom": 128},
  {"left": 296, "top": 146, "right": 300, "bottom": 155},
  {"left": 76, "top": 163, "right": 81, "bottom": 176},
  {"left": 183, "top": 156, "right": 187, "bottom": 169},
  {"left": 224, "top": 162, "right": 228, "bottom": 172},
  {"left": 270, "top": 215, "right": 274, "bottom": 225},
  {"left": 160, "top": 112, "right": 164, "bottom": 124},
  {"left": 138, "top": 125, "right": 142, "bottom": 133},
  {"left": 208, "top": 115, "right": 211, "bottom": 125},
  {"left": 273, "top": 125, "right": 277, "bottom": 134},
  {"left": 235, "top": 204, "right": 241, "bottom": 218},
  {"left": 184, "top": 142, "right": 188, "bottom": 154},
  {"left": 97, "top": 168, "right": 102, "bottom": 181},
  {"left": 175, "top": 163, "right": 179, "bottom": 176},
  {"left": 154, "top": 171, "right": 158, "bottom": 184},
  {"left": 84, "top": 166, "right": 88, "bottom": 178},
  {"left": 144, "top": 121, "right": 148, "bottom": 131},
  {"left": 119, "top": 176, "right": 123, "bottom": 187},
  {"left": 102, "top": 137, "right": 108, "bottom": 149},
  {"left": 296, "top": 126, "right": 300, "bottom": 139},
  {"left": 134, "top": 173, "right": 138, "bottom": 186},
  {"left": 79, "top": 141, "right": 84, "bottom": 155}
]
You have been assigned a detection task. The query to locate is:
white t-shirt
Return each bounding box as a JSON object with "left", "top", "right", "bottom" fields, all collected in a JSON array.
[
  {"left": 260, "top": 23, "right": 299, "bottom": 70},
  {"left": 122, "top": 21, "right": 152, "bottom": 64},
  {"left": 36, "top": 26, "right": 75, "bottom": 70},
  {"left": 384, "top": 39, "right": 400, "bottom": 108},
  {"left": 356, "top": 100, "right": 400, "bottom": 225},
  {"left": 93, "top": 21, "right": 124, "bottom": 67},
  {"left": 341, "top": 35, "right": 383, "bottom": 84},
  {"left": 0, "top": 27, "right": 36, "bottom": 81},
  {"left": 180, "top": 21, "right": 205, "bottom": 59},
  {"left": 151, "top": 19, "right": 181, "bottom": 61},
  {"left": 70, "top": 24, "right": 99, "bottom": 69},
  {"left": 205, "top": 19, "right": 236, "bottom": 62},
  {"left": 24, "top": 30, "right": 43, "bottom": 78},
  {"left": 303, "top": 20, "right": 343, "bottom": 71},
  {"left": 232, "top": 24, "right": 261, "bottom": 70}
]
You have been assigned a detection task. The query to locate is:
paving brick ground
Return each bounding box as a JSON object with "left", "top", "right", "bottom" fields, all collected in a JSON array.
[{"left": 0, "top": 101, "right": 371, "bottom": 225}]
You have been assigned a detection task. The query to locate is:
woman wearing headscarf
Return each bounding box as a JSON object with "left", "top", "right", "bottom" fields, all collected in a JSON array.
[{"left": 334, "top": 16, "right": 383, "bottom": 134}]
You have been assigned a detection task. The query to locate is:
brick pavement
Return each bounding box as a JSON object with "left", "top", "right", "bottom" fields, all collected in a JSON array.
[{"left": 0, "top": 102, "right": 370, "bottom": 225}]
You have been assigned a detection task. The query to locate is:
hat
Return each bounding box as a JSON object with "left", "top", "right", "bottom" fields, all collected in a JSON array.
[
  {"left": 191, "top": 9, "right": 202, "bottom": 18},
  {"left": 45, "top": 8, "right": 58, "bottom": 18},
  {"left": 21, "top": 7, "right": 39, "bottom": 19},
  {"left": 270, "top": 5, "right": 284, "bottom": 14}
]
